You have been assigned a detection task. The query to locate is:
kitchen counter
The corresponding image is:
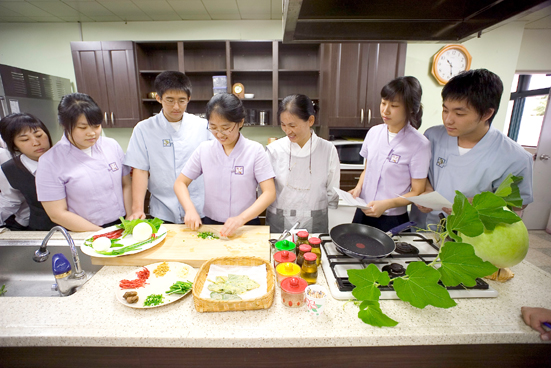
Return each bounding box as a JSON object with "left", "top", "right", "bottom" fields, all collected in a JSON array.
[{"left": 0, "top": 230, "right": 550, "bottom": 367}]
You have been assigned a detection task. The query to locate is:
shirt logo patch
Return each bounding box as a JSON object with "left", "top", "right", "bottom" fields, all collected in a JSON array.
[
  {"left": 108, "top": 162, "right": 119, "bottom": 172},
  {"left": 162, "top": 139, "right": 172, "bottom": 147},
  {"left": 234, "top": 166, "right": 244, "bottom": 175},
  {"left": 436, "top": 157, "right": 447, "bottom": 168},
  {"left": 389, "top": 154, "right": 401, "bottom": 164}
]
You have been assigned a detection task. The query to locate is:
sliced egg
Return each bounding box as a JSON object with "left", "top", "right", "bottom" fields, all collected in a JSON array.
[
  {"left": 133, "top": 222, "right": 153, "bottom": 242},
  {"left": 92, "top": 236, "right": 112, "bottom": 252}
]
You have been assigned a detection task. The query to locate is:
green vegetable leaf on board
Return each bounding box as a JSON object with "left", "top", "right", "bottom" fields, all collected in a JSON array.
[
  {"left": 393, "top": 262, "right": 457, "bottom": 309},
  {"left": 348, "top": 264, "right": 390, "bottom": 301},
  {"left": 358, "top": 300, "right": 399, "bottom": 328},
  {"left": 438, "top": 242, "right": 498, "bottom": 287},
  {"left": 472, "top": 192, "right": 522, "bottom": 231},
  {"left": 494, "top": 174, "right": 524, "bottom": 208},
  {"left": 446, "top": 191, "right": 484, "bottom": 242},
  {"left": 118, "top": 217, "right": 164, "bottom": 238}
]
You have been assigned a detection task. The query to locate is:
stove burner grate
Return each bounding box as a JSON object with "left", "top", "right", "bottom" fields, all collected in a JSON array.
[
  {"left": 382, "top": 263, "right": 406, "bottom": 277},
  {"left": 394, "top": 242, "right": 419, "bottom": 255}
]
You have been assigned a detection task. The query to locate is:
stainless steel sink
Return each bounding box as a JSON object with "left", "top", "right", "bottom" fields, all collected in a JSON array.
[{"left": 0, "top": 241, "right": 102, "bottom": 297}]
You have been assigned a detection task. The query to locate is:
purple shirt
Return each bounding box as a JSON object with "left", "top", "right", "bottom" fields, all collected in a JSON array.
[
  {"left": 360, "top": 123, "right": 431, "bottom": 216},
  {"left": 182, "top": 134, "right": 275, "bottom": 222},
  {"left": 36, "top": 135, "right": 131, "bottom": 226}
]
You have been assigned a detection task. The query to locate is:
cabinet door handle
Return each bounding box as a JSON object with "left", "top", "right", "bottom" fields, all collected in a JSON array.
[
  {"left": 111, "top": 112, "right": 115, "bottom": 127},
  {"left": 354, "top": 177, "right": 360, "bottom": 180},
  {"left": 104, "top": 112, "right": 108, "bottom": 126},
  {"left": 360, "top": 108, "right": 364, "bottom": 125},
  {"left": 367, "top": 108, "right": 372, "bottom": 124}
]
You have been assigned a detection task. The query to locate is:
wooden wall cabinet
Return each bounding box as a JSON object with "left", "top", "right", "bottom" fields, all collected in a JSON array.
[
  {"left": 321, "top": 42, "right": 407, "bottom": 129},
  {"left": 134, "top": 41, "right": 321, "bottom": 126},
  {"left": 71, "top": 41, "right": 140, "bottom": 128}
]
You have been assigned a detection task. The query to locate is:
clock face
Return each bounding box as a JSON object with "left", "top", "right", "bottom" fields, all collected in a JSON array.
[
  {"left": 436, "top": 48, "right": 468, "bottom": 82},
  {"left": 234, "top": 85, "right": 243, "bottom": 93}
]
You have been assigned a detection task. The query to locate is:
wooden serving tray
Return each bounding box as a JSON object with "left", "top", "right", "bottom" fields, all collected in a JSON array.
[{"left": 90, "top": 224, "right": 271, "bottom": 268}]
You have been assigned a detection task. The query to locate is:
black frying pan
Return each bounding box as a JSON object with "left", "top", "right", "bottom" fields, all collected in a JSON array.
[{"left": 329, "top": 222, "right": 416, "bottom": 260}]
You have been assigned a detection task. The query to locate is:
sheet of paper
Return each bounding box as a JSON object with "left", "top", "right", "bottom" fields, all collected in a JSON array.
[
  {"left": 334, "top": 187, "right": 370, "bottom": 209},
  {"left": 400, "top": 191, "right": 453, "bottom": 209}
]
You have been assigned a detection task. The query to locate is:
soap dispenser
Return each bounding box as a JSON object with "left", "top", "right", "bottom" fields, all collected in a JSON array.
[{"left": 52, "top": 253, "right": 76, "bottom": 296}]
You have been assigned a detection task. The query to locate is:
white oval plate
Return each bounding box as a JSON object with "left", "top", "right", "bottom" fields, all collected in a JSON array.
[
  {"left": 116, "top": 262, "right": 197, "bottom": 309},
  {"left": 81, "top": 225, "right": 168, "bottom": 258}
]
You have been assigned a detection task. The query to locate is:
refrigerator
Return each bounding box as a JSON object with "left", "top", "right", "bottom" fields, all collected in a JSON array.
[{"left": 0, "top": 64, "right": 72, "bottom": 144}]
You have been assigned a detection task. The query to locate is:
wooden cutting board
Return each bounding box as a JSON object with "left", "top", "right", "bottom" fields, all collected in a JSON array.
[{"left": 90, "top": 224, "right": 271, "bottom": 267}]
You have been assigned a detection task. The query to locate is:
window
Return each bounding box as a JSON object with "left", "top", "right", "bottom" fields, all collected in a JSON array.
[{"left": 505, "top": 74, "right": 551, "bottom": 147}]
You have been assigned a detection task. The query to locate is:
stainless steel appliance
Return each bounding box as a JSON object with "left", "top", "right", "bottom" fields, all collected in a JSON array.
[
  {"left": 0, "top": 64, "right": 72, "bottom": 142},
  {"left": 321, "top": 232, "right": 498, "bottom": 300},
  {"left": 259, "top": 110, "right": 268, "bottom": 126}
]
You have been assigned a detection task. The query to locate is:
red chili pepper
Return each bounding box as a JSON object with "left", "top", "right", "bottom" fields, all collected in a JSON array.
[{"left": 93, "top": 228, "right": 124, "bottom": 241}]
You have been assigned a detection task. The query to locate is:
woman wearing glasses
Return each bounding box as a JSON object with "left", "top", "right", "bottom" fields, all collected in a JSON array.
[
  {"left": 265, "top": 94, "right": 340, "bottom": 233},
  {"left": 174, "top": 93, "right": 276, "bottom": 237}
]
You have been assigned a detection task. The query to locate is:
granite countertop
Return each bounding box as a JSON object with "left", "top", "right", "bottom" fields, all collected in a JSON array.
[{"left": 1, "top": 231, "right": 550, "bottom": 348}]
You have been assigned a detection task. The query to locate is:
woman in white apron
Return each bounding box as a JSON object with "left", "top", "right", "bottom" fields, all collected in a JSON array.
[
  {"left": 266, "top": 94, "right": 340, "bottom": 233},
  {"left": 349, "top": 76, "right": 431, "bottom": 232}
]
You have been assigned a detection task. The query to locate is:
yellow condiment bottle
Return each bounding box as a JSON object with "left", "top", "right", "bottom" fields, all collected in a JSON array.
[
  {"left": 308, "top": 236, "right": 322, "bottom": 266},
  {"left": 300, "top": 252, "right": 318, "bottom": 285}
]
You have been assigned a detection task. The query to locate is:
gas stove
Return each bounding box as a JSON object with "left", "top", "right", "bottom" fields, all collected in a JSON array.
[{"left": 320, "top": 232, "right": 498, "bottom": 300}]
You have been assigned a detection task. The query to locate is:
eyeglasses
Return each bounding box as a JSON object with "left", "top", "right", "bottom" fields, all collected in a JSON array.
[
  {"left": 207, "top": 122, "right": 238, "bottom": 136},
  {"left": 162, "top": 98, "right": 189, "bottom": 107}
]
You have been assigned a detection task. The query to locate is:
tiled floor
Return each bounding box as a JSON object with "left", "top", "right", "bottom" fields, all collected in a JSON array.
[{"left": 526, "top": 230, "right": 551, "bottom": 274}]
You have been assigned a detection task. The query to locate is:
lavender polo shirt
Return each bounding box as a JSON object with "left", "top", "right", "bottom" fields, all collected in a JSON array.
[
  {"left": 360, "top": 123, "right": 431, "bottom": 216},
  {"left": 182, "top": 134, "right": 275, "bottom": 222},
  {"left": 36, "top": 135, "right": 131, "bottom": 226}
]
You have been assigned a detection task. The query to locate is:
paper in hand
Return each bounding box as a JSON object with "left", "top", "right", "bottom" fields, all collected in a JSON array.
[
  {"left": 400, "top": 191, "right": 452, "bottom": 210},
  {"left": 334, "top": 187, "right": 370, "bottom": 209}
]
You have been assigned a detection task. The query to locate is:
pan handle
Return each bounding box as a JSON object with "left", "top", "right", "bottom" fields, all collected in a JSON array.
[{"left": 385, "top": 221, "right": 417, "bottom": 236}]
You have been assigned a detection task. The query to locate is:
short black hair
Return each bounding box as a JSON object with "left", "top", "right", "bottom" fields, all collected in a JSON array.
[
  {"left": 154, "top": 71, "right": 192, "bottom": 98},
  {"left": 442, "top": 69, "right": 503, "bottom": 125},
  {"left": 0, "top": 113, "right": 53, "bottom": 157},
  {"left": 58, "top": 93, "right": 103, "bottom": 138},
  {"left": 206, "top": 93, "right": 246, "bottom": 126},
  {"left": 279, "top": 94, "right": 319, "bottom": 123},
  {"left": 381, "top": 76, "right": 423, "bottom": 129}
]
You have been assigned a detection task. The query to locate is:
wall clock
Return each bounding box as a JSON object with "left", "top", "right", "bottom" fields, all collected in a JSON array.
[
  {"left": 232, "top": 83, "right": 245, "bottom": 99},
  {"left": 431, "top": 44, "right": 472, "bottom": 85}
]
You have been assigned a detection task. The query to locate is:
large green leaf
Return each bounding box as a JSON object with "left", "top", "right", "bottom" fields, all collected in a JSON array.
[
  {"left": 494, "top": 174, "right": 524, "bottom": 208},
  {"left": 438, "top": 242, "right": 498, "bottom": 287},
  {"left": 472, "top": 192, "right": 521, "bottom": 230},
  {"left": 358, "top": 300, "right": 399, "bottom": 327},
  {"left": 348, "top": 264, "right": 390, "bottom": 301},
  {"left": 446, "top": 191, "right": 484, "bottom": 241},
  {"left": 393, "top": 262, "right": 457, "bottom": 309}
]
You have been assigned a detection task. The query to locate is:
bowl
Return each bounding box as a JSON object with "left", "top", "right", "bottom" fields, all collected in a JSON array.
[{"left": 244, "top": 93, "right": 255, "bottom": 99}]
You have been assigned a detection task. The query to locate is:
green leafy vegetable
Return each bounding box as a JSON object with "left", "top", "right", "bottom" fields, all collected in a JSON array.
[
  {"left": 438, "top": 242, "right": 498, "bottom": 287},
  {"left": 347, "top": 173, "right": 524, "bottom": 328},
  {"left": 348, "top": 264, "right": 390, "bottom": 301},
  {"left": 494, "top": 174, "right": 523, "bottom": 208},
  {"left": 472, "top": 192, "right": 521, "bottom": 231},
  {"left": 197, "top": 231, "right": 219, "bottom": 239},
  {"left": 393, "top": 262, "right": 456, "bottom": 309},
  {"left": 357, "top": 300, "right": 398, "bottom": 327},
  {"left": 143, "top": 294, "right": 164, "bottom": 306},
  {"left": 166, "top": 281, "right": 193, "bottom": 295},
  {"left": 94, "top": 232, "right": 166, "bottom": 256},
  {"left": 446, "top": 191, "right": 483, "bottom": 241},
  {"left": 118, "top": 217, "right": 164, "bottom": 238},
  {"left": 0, "top": 284, "right": 6, "bottom": 296}
]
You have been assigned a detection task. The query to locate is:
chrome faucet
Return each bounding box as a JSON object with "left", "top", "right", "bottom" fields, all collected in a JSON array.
[{"left": 33, "top": 226, "right": 87, "bottom": 296}]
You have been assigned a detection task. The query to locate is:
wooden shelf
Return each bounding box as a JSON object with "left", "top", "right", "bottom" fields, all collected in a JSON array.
[{"left": 134, "top": 40, "right": 322, "bottom": 126}]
